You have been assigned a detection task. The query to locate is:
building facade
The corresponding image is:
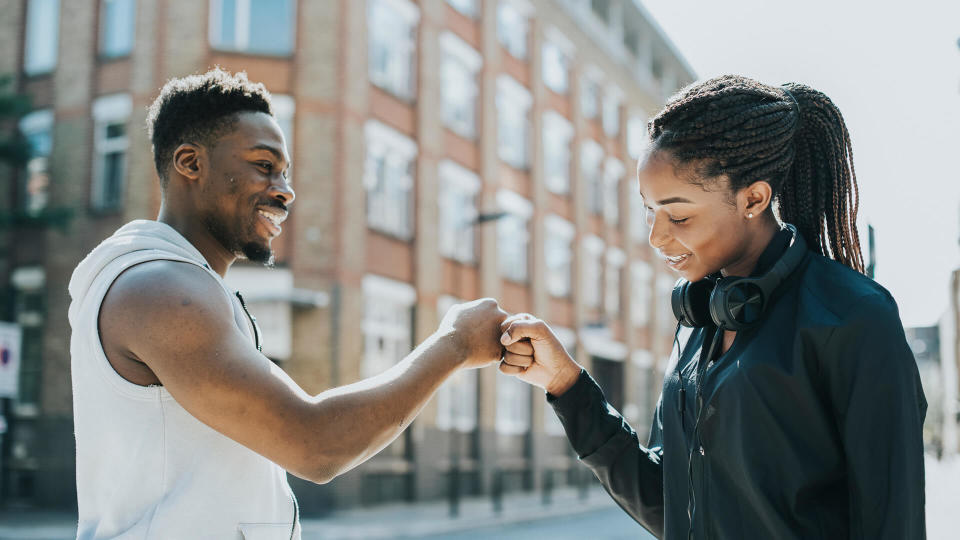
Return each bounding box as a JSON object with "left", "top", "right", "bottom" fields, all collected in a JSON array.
[{"left": 0, "top": 0, "right": 695, "bottom": 511}]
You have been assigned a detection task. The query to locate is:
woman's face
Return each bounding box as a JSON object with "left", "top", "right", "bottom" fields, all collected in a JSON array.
[{"left": 637, "top": 151, "right": 755, "bottom": 282}]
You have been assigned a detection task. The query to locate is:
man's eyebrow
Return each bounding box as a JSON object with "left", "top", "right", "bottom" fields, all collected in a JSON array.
[{"left": 249, "top": 144, "right": 286, "bottom": 163}]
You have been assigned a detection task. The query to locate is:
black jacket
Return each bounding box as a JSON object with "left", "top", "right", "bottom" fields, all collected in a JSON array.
[{"left": 548, "top": 231, "right": 927, "bottom": 540}]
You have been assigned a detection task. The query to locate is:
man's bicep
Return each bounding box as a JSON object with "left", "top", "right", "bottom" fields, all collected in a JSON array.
[{"left": 102, "top": 262, "right": 319, "bottom": 477}]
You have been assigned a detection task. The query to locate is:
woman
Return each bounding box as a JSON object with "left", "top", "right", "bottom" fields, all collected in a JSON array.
[{"left": 499, "top": 75, "right": 926, "bottom": 540}]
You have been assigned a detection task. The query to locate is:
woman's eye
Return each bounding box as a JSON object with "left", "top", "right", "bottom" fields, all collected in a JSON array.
[{"left": 669, "top": 217, "right": 689, "bottom": 224}]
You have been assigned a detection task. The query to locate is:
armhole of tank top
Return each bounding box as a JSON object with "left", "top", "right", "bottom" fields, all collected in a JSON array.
[{"left": 87, "top": 252, "right": 225, "bottom": 402}]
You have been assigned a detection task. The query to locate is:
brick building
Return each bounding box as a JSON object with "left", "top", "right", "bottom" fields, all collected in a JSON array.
[{"left": 0, "top": 0, "right": 694, "bottom": 512}]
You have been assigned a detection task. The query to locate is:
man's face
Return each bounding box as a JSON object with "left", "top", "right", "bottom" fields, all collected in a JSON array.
[{"left": 199, "top": 111, "right": 294, "bottom": 266}]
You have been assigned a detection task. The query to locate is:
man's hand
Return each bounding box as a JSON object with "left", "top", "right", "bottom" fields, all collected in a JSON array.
[
  {"left": 499, "top": 314, "right": 582, "bottom": 396},
  {"left": 439, "top": 298, "right": 509, "bottom": 369}
]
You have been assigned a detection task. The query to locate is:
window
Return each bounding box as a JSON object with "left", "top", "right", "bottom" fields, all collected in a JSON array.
[
  {"left": 24, "top": 0, "right": 59, "bottom": 75},
  {"left": 497, "top": 0, "right": 530, "bottom": 60},
  {"left": 603, "top": 158, "right": 624, "bottom": 225},
  {"left": 581, "top": 140, "right": 603, "bottom": 215},
  {"left": 364, "top": 120, "right": 417, "bottom": 239},
  {"left": 496, "top": 75, "right": 532, "bottom": 169},
  {"left": 496, "top": 373, "right": 531, "bottom": 435},
  {"left": 630, "top": 187, "right": 649, "bottom": 241},
  {"left": 18, "top": 110, "right": 53, "bottom": 215},
  {"left": 436, "top": 295, "right": 478, "bottom": 431},
  {"left": 272, "top": 95, "right": 295, "bottom": 178},
  {"left": 361, "top": 275, "right": 415, "bottom": 379},
  {"left": 497, "top": 190, "right": 533, "bottom": 283},
  {"left": 541, "top": 41, "right": 569, "bottom": 95},
  {"left": 602, "top": 86, "right": 622, "bottom": 137},
  {"left": 582, "top": 236, "right": 604, "bottom": 309},
  {"left": 209, "top": 0, "right": 296, "bottom": 55},
  {"left": 440, "top": 32, "right": 481, "bottom": 139},
  {"left": 627, "top": 111, "right": 650, "bottom": 159},
  {"left": 10, "top": 267, "right": 45, "bottom": 413},
  {"left": 580, "top": 70, "right": 600, "bottom": 119},
  {"left": 590, "top": 0, "right": 611, "bottom": 23},
  {"left": 368, "top": 0, "right": 419, "bottom": 100},
  {"left": 542, "top": 111, "right": 573, "bottom": 195},
  {"left": 438, "top": 160, "right": 481, "bottom": 262},
  {"left": 605, "top": 248, "right": 625, "bottom": 318},
  {"left": 91, "top": 94, "right": 131, "bottom": 212},
  {"left": 446, "top": 0, "right": 477, "bottom": 17},
  {"left": 545, "top": 215, "right": 575, "bottom": 298},
  {"left": 631, "top": 261, "right": 652, "bottom": 328},
  {"left": 100, "top": 0, "right": 135, "bottom": 58}
]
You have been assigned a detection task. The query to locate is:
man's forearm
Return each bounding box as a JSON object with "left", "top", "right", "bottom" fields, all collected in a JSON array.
[{"left": 302, "top": 331, "right": 463, "bottom": 482}]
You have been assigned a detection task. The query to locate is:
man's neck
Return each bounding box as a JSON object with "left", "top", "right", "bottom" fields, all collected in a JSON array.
[{"left": 157, "top": 205, "right": 235, "bottom": 277}]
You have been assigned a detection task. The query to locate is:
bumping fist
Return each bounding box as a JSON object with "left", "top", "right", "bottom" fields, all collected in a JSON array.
[
  {"left": 499, "top": 314, "right": 582, "bottom": 396},
  {"left": 439, "top": 298, "right": 509, "bottom": 369}
]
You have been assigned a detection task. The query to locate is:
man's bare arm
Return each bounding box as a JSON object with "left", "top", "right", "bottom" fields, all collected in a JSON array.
[{"left": 99, "top": 260, "right": 506, "bottom": 483}]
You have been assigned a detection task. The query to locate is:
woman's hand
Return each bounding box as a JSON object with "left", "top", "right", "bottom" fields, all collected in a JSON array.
[{"left": 499, "top": 314, "right": 582, "bottom": 396}]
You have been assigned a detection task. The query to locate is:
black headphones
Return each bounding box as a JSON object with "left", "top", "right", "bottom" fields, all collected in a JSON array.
[{"left": 671, "top": 223, "right": 806, "bottom": 331}]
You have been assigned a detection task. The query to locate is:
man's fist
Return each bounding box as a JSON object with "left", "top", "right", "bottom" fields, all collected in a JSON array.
[{"left": 439, "top": 298, "right": 509, "bottom": 369}]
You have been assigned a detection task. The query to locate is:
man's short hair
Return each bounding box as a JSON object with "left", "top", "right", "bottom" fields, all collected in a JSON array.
[{"left": 146, "top": 68, "right": 273, "bottom": 187}]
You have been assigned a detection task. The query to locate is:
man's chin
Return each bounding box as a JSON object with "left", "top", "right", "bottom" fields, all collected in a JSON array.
[{"left": 240, "top": 241, "right": 275, "bottom": 267}]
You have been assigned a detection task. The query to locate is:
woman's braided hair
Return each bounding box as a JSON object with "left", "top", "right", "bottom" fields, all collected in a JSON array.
[{"left": 648, "top": 75, "right": 865, "bottom": 273}]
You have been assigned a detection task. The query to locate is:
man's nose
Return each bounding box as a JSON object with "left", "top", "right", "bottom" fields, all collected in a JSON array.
[{"left": 270, "top": 179, "right": 295, "bottom": 206}]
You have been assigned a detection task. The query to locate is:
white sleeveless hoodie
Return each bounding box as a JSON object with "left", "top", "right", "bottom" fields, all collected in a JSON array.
[{"left": 68, "top": 220, "right": 301, "bottom": 540}]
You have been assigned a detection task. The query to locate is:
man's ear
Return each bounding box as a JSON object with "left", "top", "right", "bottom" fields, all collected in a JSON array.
[
  {"left": 172, "top": 143, "right": 203, "bottom": 183},
  {"left": 740, "top": 180, "right": 773, "bottom": 216}
]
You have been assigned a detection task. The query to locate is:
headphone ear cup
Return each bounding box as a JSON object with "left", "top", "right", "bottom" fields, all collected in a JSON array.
[
  {"left": 672, "top": 279, "right": 714, "bottom": 328},
  {"left": 710, "top": 277, "right": 767, "bottom": 331}
]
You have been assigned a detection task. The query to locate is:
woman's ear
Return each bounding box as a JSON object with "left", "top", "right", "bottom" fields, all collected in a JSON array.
[{"left": 740, "top": 180, "right": 773, "bottom": 218}]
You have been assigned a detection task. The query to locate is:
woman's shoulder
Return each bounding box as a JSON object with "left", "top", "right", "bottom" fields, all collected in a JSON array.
[{"left": 794, "top": 251, "right": 901, "bottom": 329}]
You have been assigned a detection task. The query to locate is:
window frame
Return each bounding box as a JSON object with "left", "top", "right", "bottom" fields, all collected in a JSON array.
[
  {"left": 496, "top": 189, "right": 533, "bottom": 283},
  {"left": 439, "top": 31, "right": 482, "bottom": 139},
  {"left": 367, "top": 0, "right": 420, "bottom": 100},
  {"left": 438, "top": 160, "right": 481, "bottom": 263},
  {"left": 361, "top": 274, "right": 416, "bottom": 379},
  {"left": 90, "top": 93, "right": 132, "bottom": 213},
  {"left": 208, "top": 0, "right": 298, "bottom": 56},
  {"left": 99, "top": 0, "right": 137, "bottom": 59},
  {"left": 542, "top": 110, "right": 573, "bottom": 195},
  {"left": 544, "top": 214, "right": 575, "bottom": 298},
  {"left": 435, "top": 295, "right": 479, "bottom": 432},
  {"left": 18, "top": 109, "right": 54, "bottom": 215},
  {"left": 496, "top": 0, "right": 532, "bottom": 60},
  {"left": 496, "top": 75, "right": 532, "bottom": 170},
  {"left": 363, "top": 120, "right": 418, "bottom": 240},
  {"left": 581, "top": 235, "right": 604, "bottom": 309},
  {"left": 23, "top": 0, "right": 60, "bottom": 76}
]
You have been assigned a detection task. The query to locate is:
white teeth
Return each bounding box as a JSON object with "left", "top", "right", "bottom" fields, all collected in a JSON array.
[
  {"left": 665, "top": 253, "right": 690, "bottom": 263},
  {"left": 258, "top": 210, "right": 282, "bottom": 227}
]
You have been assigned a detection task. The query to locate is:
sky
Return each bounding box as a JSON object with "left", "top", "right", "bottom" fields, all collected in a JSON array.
[{"left": 637, "top": 0, "right": 960, "bottom": 328}]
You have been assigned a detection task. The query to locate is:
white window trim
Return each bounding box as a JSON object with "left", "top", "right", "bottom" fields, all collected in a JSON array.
[
  {"left": 365, "top": 120, "right": 418, "bottom": 159},
  {"left": 373, "top": 0, "right": 420, "bottom": 24},
  {"left": 545, "top": 214, "right": 575, "bottom": 240},
  {"left": 440, "top": 31, "right": 482, "bottom": 72},
  {"left": 500, "top": 0, "right": 534, "bottom": 16},
  {"left": 209, "top": 0, "right": 297, "bottom": 53},
  {"left": 543, "top": 25, "right": 575, "bottom": 57},
  {"left": 581, "top": 139, "right": 603, "bottom": 170},
  {"left": 605, "top": 247, "right": 625, "bottom": 316},
  {"left": 542, "top": 110, "right": 573, "bottom": 195},
  {"left": 438, "top": 159, "right": 481, "bottom": 194},
  {"left": 445, "top": 0, "right": 478, "bottom": 18},
  {"left": 496, "top": 75, "right": 533, "bottom": 108},
  {"left": 631, "top": 261, "right": 653, "bottom": 328},
  {"left": 583, "top": 234, "right": 604, "bottom": 256},
  {"left": 92, "top": 93, "right": 133, "bottom": 122},
  {"left": 582, "top": 235, "right": 604, "bottom": 308},
  {"left": 497, "top": 189, "right": 533, "bottom": 219},
  {"left": 603, "top": 85, "right": 623, "bottom": 137},
  {"left": 627, "top": 109, "right": 651, "bottom": 159},
  {"left": 362, "top": 274, "right": 416, "bottom": 306}
]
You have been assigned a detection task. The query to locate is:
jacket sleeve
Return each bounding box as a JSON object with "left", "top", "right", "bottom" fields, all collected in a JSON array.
[
  {"left": 821, "top": 294, "right": 927, "bottom": 540},
  {"left": 547, "top": 369, "right": 665, "bottom": 538}
]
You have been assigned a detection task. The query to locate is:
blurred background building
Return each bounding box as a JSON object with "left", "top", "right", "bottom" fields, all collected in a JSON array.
[{"left": 0, "top": 0, "right": 695, "bottom": 513}]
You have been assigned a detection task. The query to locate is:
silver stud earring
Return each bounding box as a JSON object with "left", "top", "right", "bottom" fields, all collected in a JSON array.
[{"left": 747, "top": 213, "right": 754, "bottom": 219}]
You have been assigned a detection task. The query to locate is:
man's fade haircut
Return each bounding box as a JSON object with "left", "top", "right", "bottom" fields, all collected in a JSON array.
[{"left": 146, "top": 68, "right": 273, "bottom": 188}]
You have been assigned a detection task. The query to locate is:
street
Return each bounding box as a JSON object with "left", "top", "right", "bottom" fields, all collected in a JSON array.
[{"left": 419, "top": 507, "right": 652, "bottom": 540}]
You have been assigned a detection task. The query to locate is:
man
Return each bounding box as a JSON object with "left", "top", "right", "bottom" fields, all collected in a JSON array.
[{"left": 68, "top": 69, "right": 508, "bottom": 539}]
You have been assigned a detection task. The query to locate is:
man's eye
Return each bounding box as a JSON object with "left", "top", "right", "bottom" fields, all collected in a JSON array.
[{"left": 257, "top": 161, "right": 273, "bottom": 171}]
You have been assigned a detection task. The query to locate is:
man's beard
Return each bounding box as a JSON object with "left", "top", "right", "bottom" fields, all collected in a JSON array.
[{"left": 203, "top": 213, "right": 275, "bottom": 267}]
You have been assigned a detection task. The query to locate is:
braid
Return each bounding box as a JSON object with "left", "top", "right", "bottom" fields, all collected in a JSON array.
[{"left": 648, "top": 75, "right": 865, "bottom": 273}]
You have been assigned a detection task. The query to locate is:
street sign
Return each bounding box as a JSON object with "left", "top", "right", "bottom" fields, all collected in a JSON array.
[{"left": 0, "top": 322, "right": 22, "bottom": 399}]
